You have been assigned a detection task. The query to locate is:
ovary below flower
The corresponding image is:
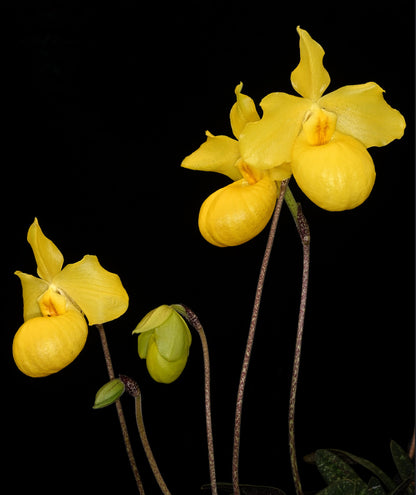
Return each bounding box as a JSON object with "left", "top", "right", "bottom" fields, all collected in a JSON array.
[
  {"left": 13, "top": 219, "right": 129, "bottom": 377},
  {"left": 239, "top": 27, "right": 406, "bottom": 211},
  {"left": 182, "top": 83, "right": 290, "bottom": 246}
]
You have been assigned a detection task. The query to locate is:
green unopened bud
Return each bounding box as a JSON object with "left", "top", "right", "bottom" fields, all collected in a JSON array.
[
  {"left": 93, "top": 378, "right": 125, "bottom": 409},
  {"left": 132, "top": 305, "right": 192, "bottom": 384}
]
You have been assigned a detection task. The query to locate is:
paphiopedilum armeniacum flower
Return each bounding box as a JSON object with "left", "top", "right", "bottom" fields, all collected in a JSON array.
[
  {"left": 182, "top": 83, "right": 292, "bottom": 247},
  {"left": 239, "top": 26, "right": 406, "bottom": 211},
  {"left": 133, "top": 305, "right": 192, "bottom": 384},
  {"left": 13, "top": 218, "right": 129, "bottom": 377}
]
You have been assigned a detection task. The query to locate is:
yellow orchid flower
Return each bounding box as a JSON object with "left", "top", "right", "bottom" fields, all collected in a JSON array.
[
  {"left": 239, "top": 27, "right": 406, "bottom": 211},
  {"left": 13, "top": 218, "right": 129, "bottom": 377},
  {"left": 182, "top": 83, "right": 291, "bottom": 247}
]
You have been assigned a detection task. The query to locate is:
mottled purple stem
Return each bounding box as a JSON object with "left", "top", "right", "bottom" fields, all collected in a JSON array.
[
  {"left": 96, "top": 324, "right": 145, "bottom": 495},
  {"left": 183, "top": 305, "right": 218, "bottom": 495},
  {"left": 232, "top": 179, "right": 289, "bottom": 495},
  {"left": 287, "top": 204, "right": 310, "bottom": 495}
]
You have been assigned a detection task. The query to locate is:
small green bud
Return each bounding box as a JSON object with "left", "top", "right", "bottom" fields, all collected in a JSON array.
[
  {"left": 93, "top": 378, "right": 125, "bottom": 409},
  {"left": 132, "top": 305, "right": 192, "bottom": 384}
]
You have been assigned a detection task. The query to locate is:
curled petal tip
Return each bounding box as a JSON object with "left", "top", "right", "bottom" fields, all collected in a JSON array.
[
  {"left": 230, "top": 82, "right": 260, "bottom": 139},
  {"left": 181, "top": 132, "right": 242, "bottom": 181},
  {"left": 320, "top": 82, "right": 406, "bottom": 147}
]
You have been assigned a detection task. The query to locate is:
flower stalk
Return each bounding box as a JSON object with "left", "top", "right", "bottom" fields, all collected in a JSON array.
[
  {"left": 286, "top": 201, "right": 310, "bottom": 495},
  {"left": 182, "top": 305, "right": 218, "bottom": 495},
  {"left": 119, "top": 376, "right": 172, "bottom": 495},
  {"left": 232, "top": 178, "right": 289, "bottom": 495},
  {"left": 96, "top": 324, "right": 145, "bottom": 495}
]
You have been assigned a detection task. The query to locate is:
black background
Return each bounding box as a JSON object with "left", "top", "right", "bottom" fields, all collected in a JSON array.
[{"left": 2, "top": 2, "right": 414, "bottom": 494}]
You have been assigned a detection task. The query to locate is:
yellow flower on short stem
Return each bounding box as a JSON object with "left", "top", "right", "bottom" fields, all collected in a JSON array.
[
  {"left": 13, "top": 218, "right": 129, "bottom": 377},
  {"left": 239, "top": 26, "right": 406, "bottom": 211},
  {"left": 182, "top": 83, "right": 291, "bottom": 247}
]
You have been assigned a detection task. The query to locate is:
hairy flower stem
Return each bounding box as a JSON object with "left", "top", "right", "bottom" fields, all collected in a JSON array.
[
  {"left": 284, "top": 196, "right": 310, "bottom": 495},
  {"left": 134, "top": 391, "right": 172, "bottom": 495},
  {"left": 118, "top": 375, "right": 172, "bottom": 494},
  {"left": 182, "top": 305, "right": 218, "bottom": 495},
  {"left": 232, "top": 179, "right": 290, "bottom": 495},
  {"left": 96, "top": 324, "right": 145, "bottom": 495}
]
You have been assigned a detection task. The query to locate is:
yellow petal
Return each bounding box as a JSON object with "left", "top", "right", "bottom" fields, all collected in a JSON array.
[
  {"left": 198, "top": 176, "right": 278, "bottom": 247},
  {"left": 239, "top": 92, "right": 311, "bottom": 169},
  {"left": 53, "top": 255, "right": 129, "bottom": 325},
  {"left": 319, "top": 82, "right": 406, "bottom": 147},
  {"left": 133, "top": 304, "right": 173, "bottom": 334},
  {"left": 12, "top": 309, "right": 88, "bottom": 377},
  {"left": 15, "top": 271, "right": 49, "bottom": 321},
  {"left": 290, "top": 26, "right": 331, "bottom": 101},
  {"left": 27, "top": 218, "right": 64, "bottom": 282},
  {"left": 230, "top": 82, "right": 260, "bottom": 139},
  {"left": 292, "top": 130, "right": 376, "bottom": 211},
  {"left": 154, "top": 311, "right": 192, "bottom": 362},
  {"left": 137, "top": 329, "right": 154, "bottom": 358},
  {"left": 145, "top": 336, "right": 189, "bottom": 384},
  {"left": 181, "top": 131, "right": 243, "bottom": 181}
]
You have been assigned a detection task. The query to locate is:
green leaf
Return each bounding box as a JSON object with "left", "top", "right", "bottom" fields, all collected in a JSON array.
[
  {"left": 368, "top": 476, "right": 386, "bottom": 495},
  {"left": 390, "top": 478, "right": 413, "bottom": 495},
  {"left": 93, "top": 379, "right": 125, "bottom": 409},
  {"left": 316, "top": 479, "right": 368, "bottom": 495},
  {"left": 200, "top": 483, "right": 286, "bottom": 494},
  {"left": 331, "top": 449, "right": 395, "bottom": 491},
  {"left": 390, "top": 440, "right": 415, "bottom": 483},
  {"left": 315, "top": 449, "right": 368, "bottom": 492}
]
